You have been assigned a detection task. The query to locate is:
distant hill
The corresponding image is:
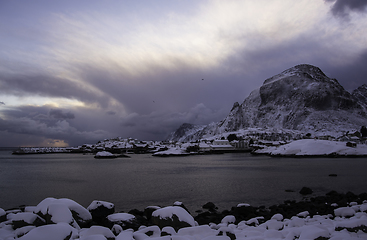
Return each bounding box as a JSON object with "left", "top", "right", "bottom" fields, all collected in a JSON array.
[{"left": 168, "top": 64, "right": 367, "bottom": 142}]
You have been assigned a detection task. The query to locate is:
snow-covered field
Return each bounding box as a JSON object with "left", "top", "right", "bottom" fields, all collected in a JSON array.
[
  {"left": 1, "top": 196, "right": 367, "bottom": 239},
  {"left": 254, "top": 139, "right": 367, "bottom": 157}
]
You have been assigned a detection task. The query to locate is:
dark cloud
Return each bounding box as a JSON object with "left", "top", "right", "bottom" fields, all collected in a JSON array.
[
  {"left": 0, "top": 102, "right": 4, "bottom": 105},
  {"left": 326, "top": 0, "right": 367, "bottom": 18},
  {"left": 0, "top": 105, "right": 113, "bottom": 146},
  {"left": 119, "top": 103, "right": 228, "bottom": 140},
  {"left": 322, "top": 50, "right": 367, "bottom": 91},
  {"left": 49, "top": 109, "right": 75, "bottom": 119},
  {"left": 106, "top": 111, "right": 116, "bottom": 115}
]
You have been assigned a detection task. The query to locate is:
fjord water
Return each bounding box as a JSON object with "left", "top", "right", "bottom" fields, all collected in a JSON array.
[{"left": 1, "top": 150, "right": 366, "bottom": 212}]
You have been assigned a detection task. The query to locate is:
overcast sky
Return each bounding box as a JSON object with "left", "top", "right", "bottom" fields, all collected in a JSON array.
[{"left": 1, "top": 0, "right": 367, "bottom": 147}]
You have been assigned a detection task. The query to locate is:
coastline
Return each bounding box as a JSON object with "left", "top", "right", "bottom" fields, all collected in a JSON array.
[{"left": 1, "top": 190, "right": 367, "bottom": 239}]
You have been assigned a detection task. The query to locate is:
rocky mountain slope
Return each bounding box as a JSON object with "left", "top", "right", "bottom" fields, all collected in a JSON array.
[{"left": 168, "top": 64, "right": 367, "bottom": 142}]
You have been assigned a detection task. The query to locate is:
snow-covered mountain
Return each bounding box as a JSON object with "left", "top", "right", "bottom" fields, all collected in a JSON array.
[{"left": 168, "top": 64, "right": 367, "bottom": 142}]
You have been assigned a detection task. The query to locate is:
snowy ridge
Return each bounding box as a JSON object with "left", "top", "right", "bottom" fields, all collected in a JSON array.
[{"left": 168, "top": 64, "right": 367, "bottom": 142}]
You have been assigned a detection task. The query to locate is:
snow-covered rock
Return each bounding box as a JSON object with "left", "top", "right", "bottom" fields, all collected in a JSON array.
[
  {"left": 17, "top": 222, "right": 78, "bottom": 240},
  {"left": 2, "top": 195, "right": 367, "bottom": 240},
  {"left": 79, "top": 225, "right": 115, "bottom": 240},
  {"left": 34, "top": 197, "right": 92, "bottom": 227},
  {"left": 7, "top": 212, "right": 45, "bottom": 229},
  {"left": 87, "top": 200, "right": 115, "bottom": 224},
  {"left": 152, "top": 206, "right": 196, "bottom": 230}
]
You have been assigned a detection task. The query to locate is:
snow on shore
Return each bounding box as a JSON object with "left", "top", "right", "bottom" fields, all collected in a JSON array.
[
  {"left": 254, "top": 139, "right": 367, "bottom": 156},
  {"left": 1, "top": 196, "right": 367, "bottom": 239},
  {"left": 152, "top": 148, "right": 190, "bottom": 157}
]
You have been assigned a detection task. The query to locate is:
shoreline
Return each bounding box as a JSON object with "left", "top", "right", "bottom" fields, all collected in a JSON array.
[
  {"left": 2, "top": 190, "right": 367, "bottom": 225},
  {"left": 1, "top": 190, "right": 367, "bottom": 239}
]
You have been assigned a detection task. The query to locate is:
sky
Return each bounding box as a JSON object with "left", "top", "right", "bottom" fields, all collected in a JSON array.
[{"left": 0, "top": 0, "right": 367, "bottom": 147}]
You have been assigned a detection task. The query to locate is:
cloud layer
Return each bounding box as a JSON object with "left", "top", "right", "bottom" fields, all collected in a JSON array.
[{"left": 1, "top": 0, "right": 367, "bottom": 146}]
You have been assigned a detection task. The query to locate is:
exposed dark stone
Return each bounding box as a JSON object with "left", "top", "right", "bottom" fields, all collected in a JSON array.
[
  {"left": 173, "top": 202, "right": 191, "bottom": 214},
  {"left": 151, "top": 214, "right": 191, "bottom": 231},
  {"left": 202, "top": 202, "right": 217, "bottom": 212},
  {"left": 144, "top": 206, "right": 160, "bottom": 221},
  {"left": 218, "top": 230, "right": 236, "bottom": 240},
  {"left": 128, "top": 209, "right": 149, "bottom": 227},
  {"left": 300, "top": 187, "right": 313, "bottom": 195}
]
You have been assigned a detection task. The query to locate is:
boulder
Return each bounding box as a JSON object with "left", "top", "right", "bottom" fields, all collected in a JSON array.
[
  {"left": 0, "top": 208, "right": 7, "bottom": 223},
  {"left": 202, "top": 202, "right": 217, "bottom": 212},
  {"left": 87, "top": 200, "right": 115, "bottom": 225},
  {"left": 7, "top": 212, "right": 45, "bottom": 230},
  {"left": 79, "top": 225, "right": 115, "bottom": 240},
  {"left": 151, "top": 206, "right": 195, "bottom": 231},
  {"left": 34, "top": 197, "right": 92, "bottom": 228},
  {"left": 17, "top": 222, "right": 78, "bottom": 240},
  {"left": 299, "top": 187, "right": 313, "bottom": 195},
  {"left": 46, "top": 203, "right": 75, "bottom": 226},
  {"left": 107, "top": 212, "right": 139, "bottom": 230}
]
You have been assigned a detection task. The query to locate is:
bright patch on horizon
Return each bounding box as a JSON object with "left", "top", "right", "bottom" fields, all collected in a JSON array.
[{"left": 1, "top": 96, "right": 86, "bottom": 109}]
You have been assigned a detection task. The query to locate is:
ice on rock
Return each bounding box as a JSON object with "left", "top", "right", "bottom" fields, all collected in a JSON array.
[
  {"left": 334, "top": 217, "right": 367, "bottom": 229},
  {"left": 23, "top": 206, "right": 36, "bottom": 213},
  {"left": 107, "top": 213, "right": 136, "bottom": 223},
  {"left": 177, "top": 225, "right": 216, "bottom": 239},
  {"left": 14, "top": 226, "right": 36, "bottom": 238},
  {"left": 47, "top": 203, "right": 74, "bottom": 224},
  {"left": 79, "top": 225, "right": 115, "bottom": 240},
  {"left": 201, "top": 236, "right": 231, "bottom": 240},
  {"left": 360, "top": 204, "right": 367, "bottom": 212},
  {"left": 264, "top": 219, "right": 284, "bottom": 230},
  {"left": 264, "top": 229, "right": 284, "bottom": 239},
  {"left": 116, "top": 229, "right": 134, "bottom": 240},
  {"left": 289, "top": 216, "right": 305, "bottom": 227},
  {"left": 87, "top": 200, "right": 114, "bottom": 211},
  {"left": 334, "top": 207, "right": 356, "bottom": 217},
  {"left": 0, "top": 208, "right": 6, "bottom": 217},
  {"left": 237, "top": 203, "right": 251, "bottom": 207},
  {"left": 34, "top": 197, "right": 92, "bottom": 226},
  {"left": 152, "top": 206, "right": 195, "bottom": 230},
  {"left": 7, "top": 212, "right": 40, "bottom": 224},
  {"left": 162, "top": 226, "right": 176, "bottom": 236},
  {"left": 297, "top": 211, "right": 309, "bottom": 218},
  {"left": 135, "top": 225, "right": 161, "bottom": 238},
  {"left": 298, "top": 225, "right": 330, "bottom": 240},
  {"left": 221, "top": 215, "right": 236, "bottom": 225},
  {"left": 80, "top": 234, "right": 108, "bottom": 240},
  {"left": 17, "top": 222, "right": 77, "bottom": 240},
  {"left": 271, "top": 213, "right": 283, "bottom": 221},
  {"left": 112, "top": 224, "right": 123, "bottom": 235}
]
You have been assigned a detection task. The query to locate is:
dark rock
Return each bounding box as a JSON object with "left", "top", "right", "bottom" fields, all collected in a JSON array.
[
  {"left": 202, "top": 202, "right": 217, "bottom": 212},
  {"left": 299, "top": 187, "right": 313, "bottom": 195},
  {"left": 151, "top": 213, "right": 191, "bottom": 231},
  {"left": 218, "top": 230, "right": 236, "bottom": 240},
  {"left": 194, "top": 211, "right": 223, "bottom": 225},
  {"left": 144, "top": 206, "right": 161, "bottom": 221},
  {"left": 329, "top": 174, "right": 338, "bottom": 177},
  {"left": 173, "top": 202, "right": 191, "bottom": 214}
]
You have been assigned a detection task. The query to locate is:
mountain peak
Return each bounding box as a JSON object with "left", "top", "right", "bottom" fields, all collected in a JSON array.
[
  {"left": 167, "top": 64, "right": 367, "bottom": 142},
  {"left": 263, "top": 64, "right": 327, "bottom": 85}
]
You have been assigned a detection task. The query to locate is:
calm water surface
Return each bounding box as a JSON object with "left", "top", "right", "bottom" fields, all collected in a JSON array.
[{"left": 0, "top": 150, "right": 366, "bottom": 212}]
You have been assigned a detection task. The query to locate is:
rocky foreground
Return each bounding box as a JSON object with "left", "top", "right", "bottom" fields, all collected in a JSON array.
[{"left": 1, "top": 190, "right": 367, "bottom": 239}]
